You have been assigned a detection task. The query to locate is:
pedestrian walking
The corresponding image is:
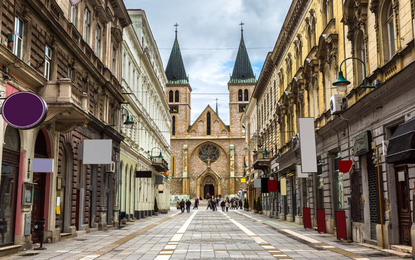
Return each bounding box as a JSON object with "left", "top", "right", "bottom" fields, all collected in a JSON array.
[
  {"left": 225, "top": 201, "right": 229, "bottom": 212},
  {"left": 239, "top": 199, "right": 243, "bottom": 209},
  {"left": 180, "top": 199, "right": 185, "bottom": 213},
  {"left": 206, "top": 199, "right": 212, "bottom": 210},
  {"left": 186, "top": 199, "right": 191, "bottom": 213},
  {"left": 221, "top": 200, "right": 225, "bottom": 212},
  {"left": 193, "top": 198, "right": 199, "bottom": 209},
  {"left": 176, "top": 199, "right": 180, "bottom": 210}
]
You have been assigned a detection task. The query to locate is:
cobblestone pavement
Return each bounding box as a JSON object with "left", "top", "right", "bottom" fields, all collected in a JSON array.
[{"left": 2, "top": 206, "right": 403, "bottom": 259}]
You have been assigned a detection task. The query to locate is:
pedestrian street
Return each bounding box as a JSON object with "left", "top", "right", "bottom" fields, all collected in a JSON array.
[{"left": 4, "top": 206, "right": 402, "bottom": 260}]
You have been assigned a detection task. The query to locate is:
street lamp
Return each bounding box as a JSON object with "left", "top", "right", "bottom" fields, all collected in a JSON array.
[
  {"left": 333, "top": 57, "right": 375, "bottom": 92},
  {"left": 109, "top": 106, "right": 135, "bottom": 127},
  {"left": 150, "top": 147, "right": 164, "bottom": 163}
]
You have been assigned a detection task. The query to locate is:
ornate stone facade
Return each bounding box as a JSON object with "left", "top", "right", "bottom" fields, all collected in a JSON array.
[{"left": 166, "top": 29, "right": 255, "bottom": 199}]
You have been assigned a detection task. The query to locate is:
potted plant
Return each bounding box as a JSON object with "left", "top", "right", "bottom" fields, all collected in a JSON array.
[
  {"left": 257, "top": 196, "right": 263, "bottom": 214},
  {"left": 154, "top": 198, "right": 159, "bottom": 216}
]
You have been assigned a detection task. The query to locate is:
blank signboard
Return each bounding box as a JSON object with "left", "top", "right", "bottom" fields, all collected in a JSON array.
[
  {"left": 83, "top": 139, "right": 112, "bottom": 164},
  {"left": 299, "top": 118, "right": 317, "bottom": 173}
]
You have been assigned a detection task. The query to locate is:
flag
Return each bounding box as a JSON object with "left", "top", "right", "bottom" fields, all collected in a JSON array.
[{"left": 70, "top": 0, "right": 82, "bottom": 6}]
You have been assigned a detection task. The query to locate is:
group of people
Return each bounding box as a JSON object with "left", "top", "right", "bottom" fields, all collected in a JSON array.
[
  {"left": 208, "top": 196, "right": 242, "bottom": 212},
  {"left": 176, "top": 197, "right": 199, "bottom": 213}
]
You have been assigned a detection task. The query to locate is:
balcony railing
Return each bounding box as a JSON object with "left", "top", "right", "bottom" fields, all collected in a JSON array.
[{"left": 151, "top": 156, "right": 169, "bottom": 172}]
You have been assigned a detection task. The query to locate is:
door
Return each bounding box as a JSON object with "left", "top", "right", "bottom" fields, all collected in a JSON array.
[
  {"left": 31, "top": 173, "right": 45, "bottom": 243},
  {"left": 204, "top": 185, "right": 214, "bottom": 199},
  {"left": 395, "top": 166, "right": 411, "bottom": 245},
  {"left": 0, "top": 162, "right": 18, "bottom": 246}
]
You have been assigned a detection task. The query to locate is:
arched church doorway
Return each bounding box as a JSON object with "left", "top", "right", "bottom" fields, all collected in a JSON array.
[
  {"left": 200, "top": 175, "right": 217, "bottom": 199},
  {"left": 204, "top": 184, "right": 214, "bottom": 199}
]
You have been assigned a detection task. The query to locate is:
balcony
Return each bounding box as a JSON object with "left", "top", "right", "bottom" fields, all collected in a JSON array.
[
  {"left": 252, "top": 150, "right": 271, "bottom": 172},
  {"left": 151, "top": 156, "right": 169, "bottom": 172},
  {"left": 39, "top": 78, "right": 91, "bottom": 132}
]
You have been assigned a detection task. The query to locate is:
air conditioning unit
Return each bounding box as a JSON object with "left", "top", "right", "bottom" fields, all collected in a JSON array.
[
  {"left": 330, "top": 94, "right": 343, "bottom": 115},
  {"left": 105, "top": 161, "right": 116, "bottom": 173}
]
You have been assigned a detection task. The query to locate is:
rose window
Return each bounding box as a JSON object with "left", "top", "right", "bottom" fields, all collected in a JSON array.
[{"left": 198, "top": 143, "right": 220, "bottom": 164}]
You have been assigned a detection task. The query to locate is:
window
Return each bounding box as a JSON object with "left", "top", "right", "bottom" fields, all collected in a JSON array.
[
  {"left": 44, "top": 46, "right": 52, "bottom": 80},
  {"left": 244, "top": 89, "right": 249, "bottom": 101},
  {"left": 68, "top": 67, "right": 73, "bottom": 80},
  {"left": 169, "top": 90, "right": 173, "bottom": 102},
  {"left": 95, "top": 26, "right": 101, "bottom": 58},
  {"left": 84, "top": 8, "right": 90, "bottom": 42},
  {"left": 172, "top": 116, "right": 176, "bottom": 136},
  {"left": 70, "top": 5, "right": 77, "bottom": 27},
  {"left": 207, "top": 112, "right": 211, "bottom": 135},
  {"left": 175, "top": 90, "right": 179, "bottom": 102},
  {"left": 238, "top": 89, "right": 243, "bottom": 101},
  {"left": 13, "top": 17, "right": 23, "bottom": 58},
  {"left": 386, "top": 4, "right": 396, "bottom": 60},
  {"left": 112, "top": 46, "right": 117, "bottom": 73},
  {"left": 82, "top": 81, "right": 87, "bottom": 92},
  {"left": 355, "top": 31, "right": 366, "bottom": 84}
]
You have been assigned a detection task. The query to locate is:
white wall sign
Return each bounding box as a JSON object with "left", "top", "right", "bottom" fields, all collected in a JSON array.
[
  {"left": 32, "top": 158, "right": 54, "bottom": 172},
  {"left": 83, "top": 139, "right": 112, "bottom": 164},
  {"left": 299, "top": 118, "right": 318, "bottom": 173},
  {"left": 254, "top": 179, "right": 261, "bottom": 188},
  {"left": 296, "top": 165, "right": 308, "bottom": 178}
]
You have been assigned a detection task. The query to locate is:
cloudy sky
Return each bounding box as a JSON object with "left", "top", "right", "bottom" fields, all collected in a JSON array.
[{"left": 124, "top": 0, "right": 292, "bottom": 125}]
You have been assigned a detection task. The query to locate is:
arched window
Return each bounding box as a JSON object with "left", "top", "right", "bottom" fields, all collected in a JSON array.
[
  {"left": 383, "top": 2, "right": 396, "bottom": 62},
  {"left": 355, "top": 30, "right": 366, "bottom": 84},
  {"left": 244, "top": 89, "right": 249, "bottom": 101},
  {"left": 207, "top": 112, "right": 211, "bottom": 135},
  {"left": 172, "top": 116, "right": 176, "bottom": 136},
  {"left": 175, "top": 90, "right": 179, "bottom": 102},
  {"left": 169, "top": 90, "right": 173, "bottom": 102},
  {"left": 238, "top": 89, "right": 243, "bottom": 101}
]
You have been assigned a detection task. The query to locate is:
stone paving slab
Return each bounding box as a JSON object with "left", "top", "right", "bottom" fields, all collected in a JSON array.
[{"left": 3, "top": 206, "right": 407, "bottom": 259}]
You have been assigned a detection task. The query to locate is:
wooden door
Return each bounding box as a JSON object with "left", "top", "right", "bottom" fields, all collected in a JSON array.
[
  {"left": 31, "top": 173, "right": 45, "bottom": 243},
  {"left": 395, "top": 166, "right": 411, "bottom": 245}
]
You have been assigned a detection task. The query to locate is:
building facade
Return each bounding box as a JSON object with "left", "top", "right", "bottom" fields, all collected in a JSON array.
[
  {"left": 0, "top": 0, "right": 136, "bottom": 255},
  {"left": 245, "top": 0, "right": 415, "bottom": 250},
  {"left": 120, "top": 9, "right": 171, "bottom": 220},
  {"left": 167, "top": 28, "right": 254, "bottom": 199}
]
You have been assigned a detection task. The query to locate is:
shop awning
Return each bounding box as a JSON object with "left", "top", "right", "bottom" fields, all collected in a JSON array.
[{"left": 386, "top": 119, "right": 415, "bottom": 164}]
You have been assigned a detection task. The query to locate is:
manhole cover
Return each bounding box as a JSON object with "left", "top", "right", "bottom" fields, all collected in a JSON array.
[
  {"left": 19, "top": 253, "right": 40, "bottom": 257},
  {"left": 183, "top": 238, "right": 253, "bottom": 244}
]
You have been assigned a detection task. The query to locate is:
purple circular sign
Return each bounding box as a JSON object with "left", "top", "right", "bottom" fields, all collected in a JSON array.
[{"left": 2, "top": 92, "right": 48, "bottom": 129}]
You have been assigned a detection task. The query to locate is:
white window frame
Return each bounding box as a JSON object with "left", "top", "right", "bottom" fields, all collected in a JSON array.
[
  {"left": 84, "top": 8, "right": 90, "bottom": 43},
  {"left": 386, "top": 5, "right": 396, "bottom": 60},
  {"left": 13, "top": 17, "right": 23, "bottom": 58},
  {"left": 70, "top": 5, "right": 77, "bottom": 27},
  {"left": 95, "top": 25, "right": 101, "bottom": 58},
  {"left": 44, "top": 46, "right": 52, "bottom": 80}
]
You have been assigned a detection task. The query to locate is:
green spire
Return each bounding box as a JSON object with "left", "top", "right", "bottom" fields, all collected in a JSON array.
[
  {"left": 229, "top": 23, "right": 256, "bottom": 84},
  {"left": 165, "top": 23, "right": 189, "bottom": 84}
]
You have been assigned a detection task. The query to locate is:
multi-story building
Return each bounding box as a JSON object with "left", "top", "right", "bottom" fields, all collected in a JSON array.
[
  {"left": 119, "top": 9, "right": 171, "bottom": 220},
  {"left": 167, "top": 27, "right": 254, "bottom": 198},
  {"left": 245, "top": 0, "right": 415, "bottom": 249},
  {"left": 0, "top": 0, "right": 131, "bottom": 254}
]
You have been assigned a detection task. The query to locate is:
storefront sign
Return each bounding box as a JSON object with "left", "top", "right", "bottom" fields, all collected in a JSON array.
[
  {"left": 254, "top": 179, "right": 261, "bottom": 188},
  {"left": 241, "top": 178, "right": 246, "bottom": 183},
  {"left": 299, "top": 118, "right": 317, "bottom": 172},
  {"left": 280, "top": 177, "right": 287, "bottom": 195},
  {"left": 136, "top": 171, "right": 152, "bottom": 178},
  {"left": 353, "top": 131, "right": 370, "bottom": 156},
  {"left": 296, "top": 165, "right": 308, "bottom": 178},
  {"left": 32, "top": 158, "right": 54, "bottom": 172},
  {"left": 83, "top": 140, "right": 112, "bottom": 164},
  {"left": 1, "top": 92, "right": 48, "bottom": 129}
]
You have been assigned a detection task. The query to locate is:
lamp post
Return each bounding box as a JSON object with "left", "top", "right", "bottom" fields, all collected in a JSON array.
[
  {"left": 333, "top": 57, "right": 376, "bottom": 92},
  {"left": 109, "top": 106, "right": 135, "bottom": 129}
]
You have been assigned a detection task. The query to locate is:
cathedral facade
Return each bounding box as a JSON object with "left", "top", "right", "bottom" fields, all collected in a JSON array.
[{"left": 166, "top": 28, "right": 255, "bottom": 199}]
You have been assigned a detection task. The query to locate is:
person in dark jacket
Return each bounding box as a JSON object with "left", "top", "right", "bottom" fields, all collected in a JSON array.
[
  {"left": 180, "top": 199, "right": 185, "bottom": 213},
  {"left": 186, "top": 199, "right": 191, "bottom": 213},
  {"left": 221, "top": 200, "right": 226, "bottom": 212}
]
